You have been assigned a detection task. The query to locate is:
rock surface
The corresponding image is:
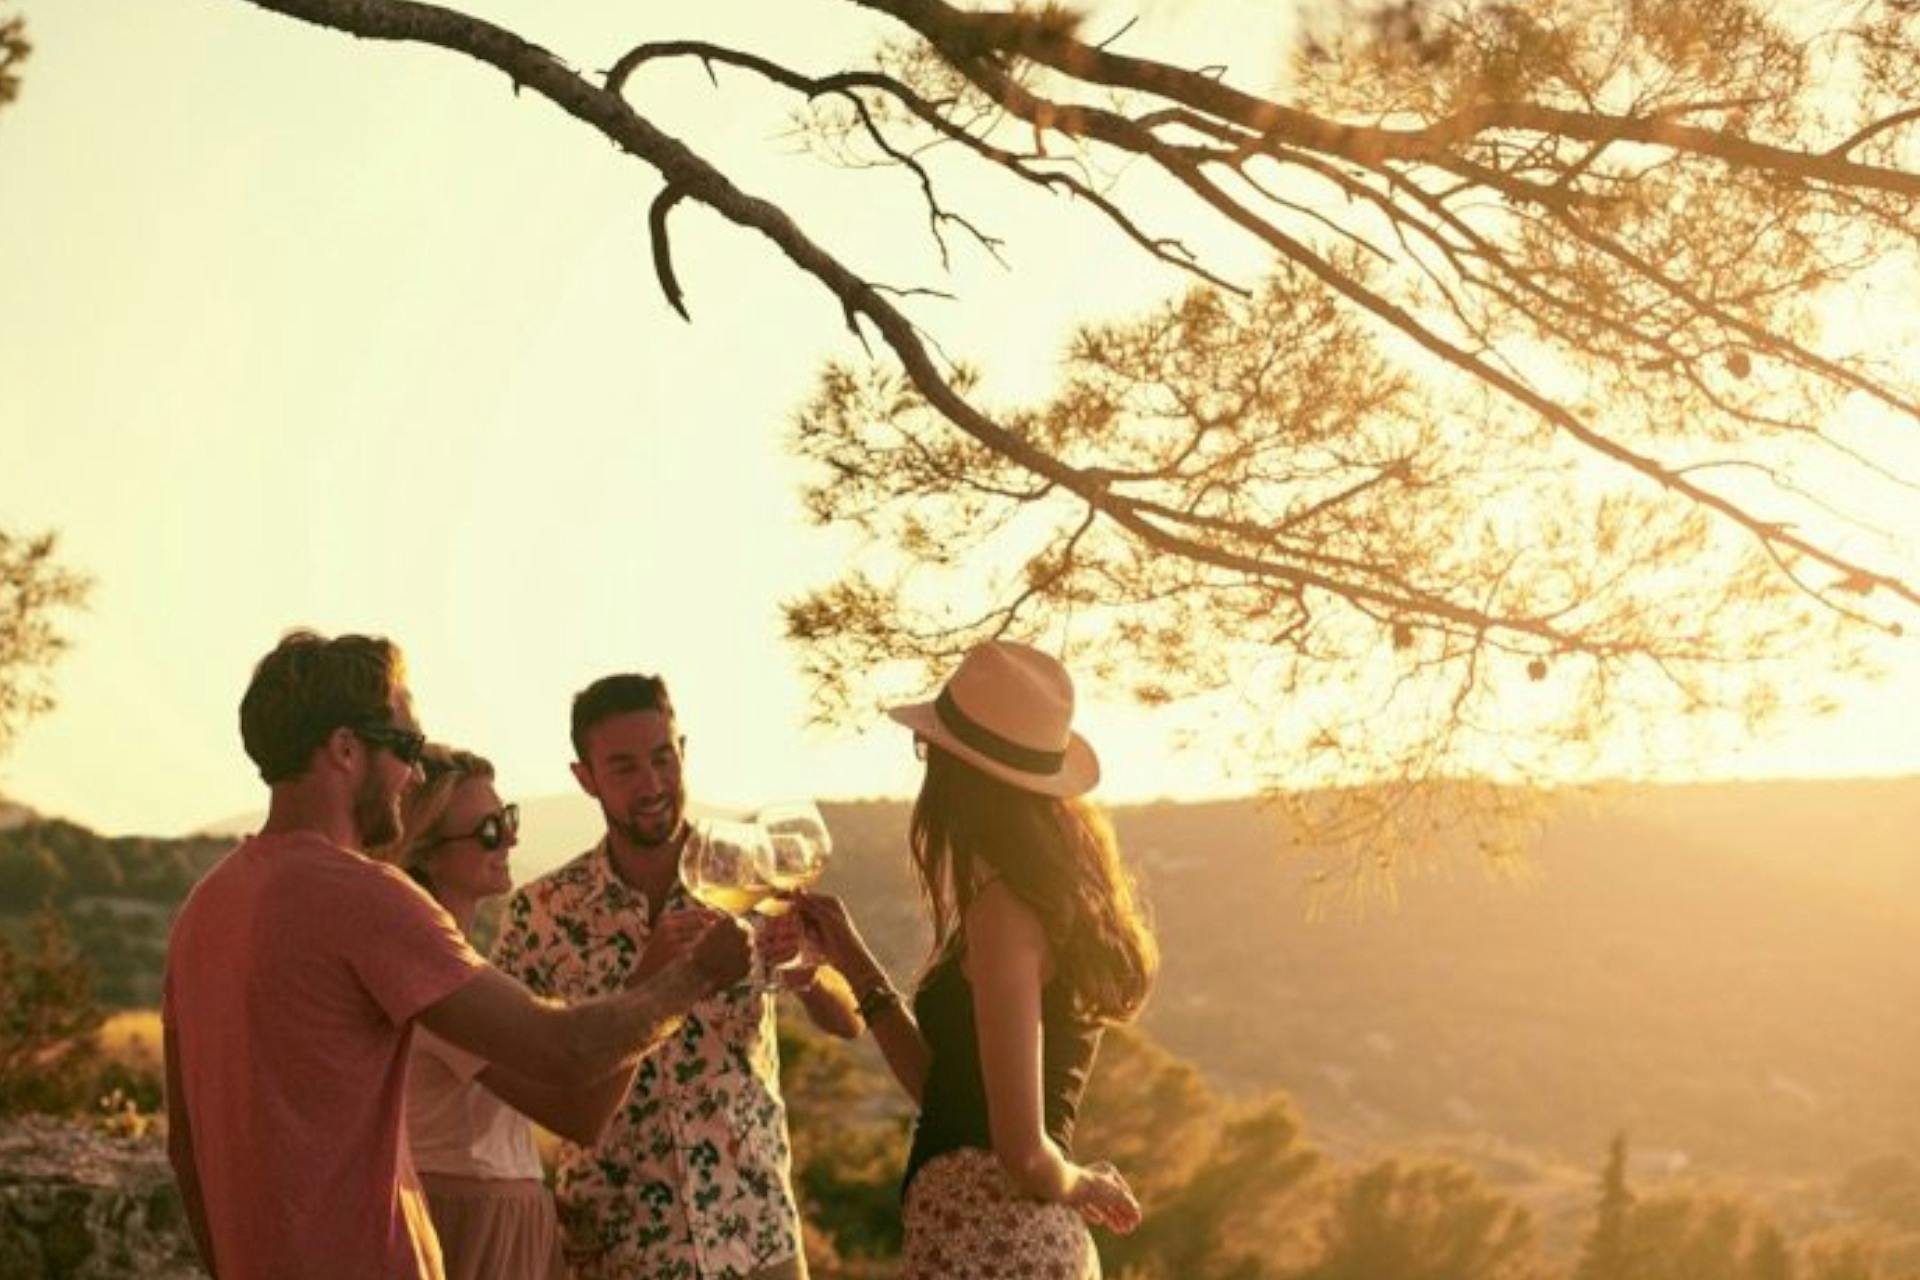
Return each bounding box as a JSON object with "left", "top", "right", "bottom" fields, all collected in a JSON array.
[{"left": 0, "top": 1116, "right": 202, "bottom": 1279}]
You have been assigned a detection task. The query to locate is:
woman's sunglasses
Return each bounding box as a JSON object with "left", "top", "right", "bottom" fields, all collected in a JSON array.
[{"left": 423, "top": 803, "right": 520, "bottom": 853}]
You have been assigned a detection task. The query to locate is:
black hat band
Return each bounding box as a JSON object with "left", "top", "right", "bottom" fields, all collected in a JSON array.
[{"left": 933, "top": 687, "right": 1066, "bottom": 776}]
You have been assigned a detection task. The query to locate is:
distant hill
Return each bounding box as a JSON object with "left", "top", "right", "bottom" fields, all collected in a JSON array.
[
  {"left": 0, "top": 793, "right": 37, "bottom": 831},
  {"left": 1116, "top": 780, "right": 1920, "bottom": 1182},
  {"left": 11, "top": 777, "right": 1919, "bottom": 1190},
  {"left": 0, "top": 818, "right": 231, "bottom": 1005}
]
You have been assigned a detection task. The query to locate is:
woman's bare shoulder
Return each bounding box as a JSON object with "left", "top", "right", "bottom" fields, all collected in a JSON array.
[{"left": 961, "top": 879, "right": 1050, "bottom": 979}]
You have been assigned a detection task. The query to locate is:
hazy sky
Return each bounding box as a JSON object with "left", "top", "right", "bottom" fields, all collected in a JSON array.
[{"left": 4, "top": 0, "right": 1917, "bottom": 837}]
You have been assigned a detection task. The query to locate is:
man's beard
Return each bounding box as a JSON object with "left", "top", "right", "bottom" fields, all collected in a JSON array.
[
  {"left": 605, "top": 798, "right": 680, "bottom": 850},
  {"left": 353, "top": 769, "right": 403, "bottom": 849}
]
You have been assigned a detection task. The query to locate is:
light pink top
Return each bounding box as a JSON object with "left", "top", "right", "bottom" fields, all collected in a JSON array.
[
  {"left": 163, "top": 831, "right": 486, "bottom": 1280},
  {"left": 406, "top": 1027, "right": 544, "bottom": 1181}
]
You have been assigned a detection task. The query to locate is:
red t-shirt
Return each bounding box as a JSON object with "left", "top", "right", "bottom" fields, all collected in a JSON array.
[{"left": 163, "top": 831, "right": 486, "bottom": 1279}]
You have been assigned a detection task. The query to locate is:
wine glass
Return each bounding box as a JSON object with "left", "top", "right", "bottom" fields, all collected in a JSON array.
[
  {"left": 756, "top": 800, "right": 833, "bottom": 894},
  {"left": 679, "top": 818, "right": 776, "bottom": 916},
  {"left": 679, "top": 818, "right": 784, "bottom": 991},
  {"left": 752, "top": 802, "right": 833, "bottom": 985}
]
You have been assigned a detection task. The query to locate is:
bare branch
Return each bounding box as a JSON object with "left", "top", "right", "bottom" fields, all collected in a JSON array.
[
  {"left": 648, "top": 185, "right": 691, "bottom": 320},
  {"left": 221, "top": 0, "right": 1920, "bottom": 847},
  {"left": 852, "top": 0, "right": 1920, "bottom": 194},
  {"left": 1827, "top": 106, "right": 1920, "bottom": 159}
]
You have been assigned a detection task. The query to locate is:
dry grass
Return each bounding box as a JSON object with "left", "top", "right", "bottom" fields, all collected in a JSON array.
[{"left": 100, "top": 1009, "right": 164, "bottom": 1074}]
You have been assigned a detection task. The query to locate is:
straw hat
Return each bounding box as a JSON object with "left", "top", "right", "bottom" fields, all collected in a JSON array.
[{"left": 887, "top": 641, "right": 1100, "bottom": 798}]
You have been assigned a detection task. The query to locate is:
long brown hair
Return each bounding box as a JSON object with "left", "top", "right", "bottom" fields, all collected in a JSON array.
[{"left": 911, "top": 745, "right": 1157, "bottom": 1023}]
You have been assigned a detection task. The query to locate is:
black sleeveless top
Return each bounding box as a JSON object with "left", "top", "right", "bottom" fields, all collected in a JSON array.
[{"left": 901, "top": 944, "right": 1103, "bottom": 1196}]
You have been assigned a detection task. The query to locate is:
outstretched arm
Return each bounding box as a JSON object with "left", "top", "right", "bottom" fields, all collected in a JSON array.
[
  {"left": 469, "top": 1060, "right": 636, "bottom": 1149},
  {"left": 418, "top": 915, "right": 749, "bottom": 1087},
  {"left": 794, "top": 892, "right": 930, "bottom": 1103},
  {"left": 466, "top": 907, "right": 726, "bottom": 1145}
]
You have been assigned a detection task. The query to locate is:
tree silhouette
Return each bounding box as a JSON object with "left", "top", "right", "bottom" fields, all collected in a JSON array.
[
  {"left": 215, "top": 0, "right": 1920, "bottom": 851},
  {"left": 0, "top": 25, "right": 94, "bottom": 774},
  {"left": 1300, "top": 1156, "right": 1539, "bottom": 1280},
  {"left": 1839, "top": 1155, "right": 1920, "bottom": 1235},
  {"left": 1803, "top": 1235, "right": 1888, "bottom": 1280},
  {"left": 0, "top": 6, "right": 26, "bottom": 109},
  {"left": 1616, "top": 1189, "right": 1805, "bottom": 1280},
  {"left": 0, "top": 906, "right": 106, "bottom": 1115},
  {"left": 1749, "top": 1222, "right": 1797, "bottom": 1280},
  {"left": 0, "top": 530, "right": 92, "bottom": 762},
  {"left": 1114, "top": 1095, "right": 1324, "bottom": 1279},
  {"left": 1574, "top": 1132, "right": 1636, "bottom": 1280}
]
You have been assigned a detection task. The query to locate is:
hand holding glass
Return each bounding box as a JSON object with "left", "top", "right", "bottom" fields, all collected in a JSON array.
[{"left": 680, "top": 807, "right": 834, "bottom": 989}]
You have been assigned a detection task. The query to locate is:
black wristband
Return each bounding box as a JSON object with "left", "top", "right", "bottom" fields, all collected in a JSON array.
[{"left": 856, "top": 983, "right": 902, "bottom": 1026}]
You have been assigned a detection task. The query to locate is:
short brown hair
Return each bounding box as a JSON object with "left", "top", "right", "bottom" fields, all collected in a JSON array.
[
  {"left": 570, "top": 673, "right": 673, "bottom": 763},
  {"left": 239, "top": 630, "right": 407, "bottom": 784}
]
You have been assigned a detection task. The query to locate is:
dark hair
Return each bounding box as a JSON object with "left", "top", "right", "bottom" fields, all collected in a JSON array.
[
  {"left": 911, "top": 746, "right": 1158, "bottom": 1023},
  {"left": 239, "top": 630, "right": 407, "bottom": 784},
  {"left": 570, "top": 674, "right": 674, "bottom": 762}
]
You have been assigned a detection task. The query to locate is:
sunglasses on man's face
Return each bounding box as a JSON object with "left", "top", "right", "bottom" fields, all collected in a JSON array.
[
  {"left": 425, "top": 803, "right": 520, "bottom": 853},
  {"left": 351, "top": 722, "right": 428, "bottom": 767}
]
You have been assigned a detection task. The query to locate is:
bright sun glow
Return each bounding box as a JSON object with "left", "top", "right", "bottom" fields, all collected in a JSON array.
[{"left": 2, "top": 1, "right": 1918, "bottom": 837}]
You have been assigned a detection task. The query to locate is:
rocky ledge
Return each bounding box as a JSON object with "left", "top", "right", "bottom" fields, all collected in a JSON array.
[{"left": 0, "top": 1116, "right": 201, "bottom": 1279}]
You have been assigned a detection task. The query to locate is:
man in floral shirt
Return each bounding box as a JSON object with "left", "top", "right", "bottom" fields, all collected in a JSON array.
[{"left": 492, "top": 673, "right": 861, "bottom": 1280}]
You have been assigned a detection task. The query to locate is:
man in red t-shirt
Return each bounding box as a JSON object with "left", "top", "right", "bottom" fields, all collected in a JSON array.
[{"left": 163, "top": 630, "right": 749, "bottom": 1280}]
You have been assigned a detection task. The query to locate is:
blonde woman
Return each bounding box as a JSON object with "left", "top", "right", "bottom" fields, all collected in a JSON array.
[
  {"left": 797, "top": 641, "right": 1159, "bottom": 1278},
  {"left": 381, "top": 746, "right": 717, "bottom": 1280}
]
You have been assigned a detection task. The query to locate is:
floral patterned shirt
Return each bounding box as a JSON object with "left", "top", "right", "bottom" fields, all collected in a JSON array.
[{"left": 491, "top": 841, "right": 801, "bottom": 1280}]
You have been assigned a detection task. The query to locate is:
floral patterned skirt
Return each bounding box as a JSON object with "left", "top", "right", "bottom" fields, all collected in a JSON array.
[{"left": 901, "top": 1147, "right": 1101, "bottom": 1280}]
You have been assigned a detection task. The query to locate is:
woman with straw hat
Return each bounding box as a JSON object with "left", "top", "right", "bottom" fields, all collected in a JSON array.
[{"left": 797, "top": 640, "right": 1159, "bottom": 1278}]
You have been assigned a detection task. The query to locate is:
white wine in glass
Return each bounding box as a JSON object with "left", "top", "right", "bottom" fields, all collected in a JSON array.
[
  {"left": 756, "top": 801, "right": 833, "bottom": 894},
  {"left": 680, "top": 819, "right": 776, "bottom": 916}
]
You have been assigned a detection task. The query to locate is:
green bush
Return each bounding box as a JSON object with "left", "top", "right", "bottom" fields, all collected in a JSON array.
[{"left": 0, "top": 905, "right": 107, "bottom": 1115}]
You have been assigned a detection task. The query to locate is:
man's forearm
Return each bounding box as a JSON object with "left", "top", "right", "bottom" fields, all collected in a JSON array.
[{"left": 560, "top": 953, "right": 714, "bottom": 1079}]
